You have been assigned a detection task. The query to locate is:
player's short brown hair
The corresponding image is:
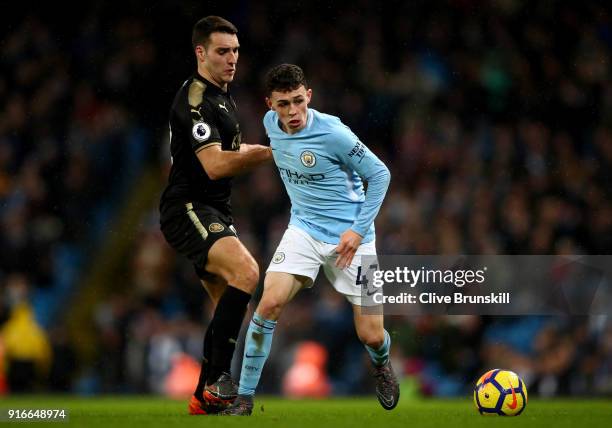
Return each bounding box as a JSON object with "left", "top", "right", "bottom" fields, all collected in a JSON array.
[
  {"left": 192, "top": 16, "right": 237, "bottom": 50},
  {"left": 265, "top": 64, "right": 308, "bottom": 95}
]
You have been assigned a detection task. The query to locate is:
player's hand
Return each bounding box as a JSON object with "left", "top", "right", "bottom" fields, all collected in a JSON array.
[{"left": 335, "top": 229, "right": 363, "bottom": 269}]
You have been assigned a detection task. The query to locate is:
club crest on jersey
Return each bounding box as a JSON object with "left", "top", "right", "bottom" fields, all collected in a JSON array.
[
  {"left": 300, "top": 151, "right": 316, "bottom": 168},
  {"left": 192, "top": 122, "right": 211, "bottom": 142},
  {"left": 272, "top": 252, "right": 285, "bottom": 264},
  {"left": 209, "top": 223, "right": 225, "bottom": 233}
]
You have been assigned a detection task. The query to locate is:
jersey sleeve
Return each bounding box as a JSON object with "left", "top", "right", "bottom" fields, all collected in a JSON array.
[
  {"left": 183, "top": 80, "right": 222, "bottom": 152},
  {"left": 330, "top": 122, "right": 391, "bottom": 237}
]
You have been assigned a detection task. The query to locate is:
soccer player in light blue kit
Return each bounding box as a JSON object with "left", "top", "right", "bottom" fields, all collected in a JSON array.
[{"left": 222, "top": 64, "right": 399, "bottom": 415}]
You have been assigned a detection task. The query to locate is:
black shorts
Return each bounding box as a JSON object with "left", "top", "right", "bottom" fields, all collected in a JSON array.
[{"left": 160, "top": 201, "right": 237, "bottom": 279}]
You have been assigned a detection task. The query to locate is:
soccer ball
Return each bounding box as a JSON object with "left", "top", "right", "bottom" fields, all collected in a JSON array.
[{"left": 474, "top": 369, "right": 527, "bottom": 416}]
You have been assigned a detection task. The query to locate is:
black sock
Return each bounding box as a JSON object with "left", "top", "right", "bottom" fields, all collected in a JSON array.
[
  {"left": 206, "top": 286, "right": 251, "bottom": 384},
  {"left": 194, "top": 319, "right": 214, "bottom": 401}
]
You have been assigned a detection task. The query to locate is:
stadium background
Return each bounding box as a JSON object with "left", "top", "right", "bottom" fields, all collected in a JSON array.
[{"left": 0, "top": 0, "right": 611, "bottom": 400}]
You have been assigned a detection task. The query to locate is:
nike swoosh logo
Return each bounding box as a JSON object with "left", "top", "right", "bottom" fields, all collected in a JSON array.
[
  {"left": 366, "top": 289, "right": 380, "bottom": 296},
  {"left": 507, "top": 385, "right": 518, "bottom": 409},
  {"left": 378, "top": 393, "right": 395, "bottom": 408},
  {"left": 245, "top": 354, "right": 266, "bottom": 358}
]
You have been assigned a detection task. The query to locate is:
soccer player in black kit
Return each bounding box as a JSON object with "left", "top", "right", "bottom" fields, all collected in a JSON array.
[{"left": 159, "top": 16, "right": 272, "bottom": 415}]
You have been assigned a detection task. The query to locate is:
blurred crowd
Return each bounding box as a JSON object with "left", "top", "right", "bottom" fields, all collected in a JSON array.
[
  {"left": 0, "top": 2, "right": 152, "bottom": 391},
  {"left": 1, "top": 0, "right": 611, "bottom": 396}
]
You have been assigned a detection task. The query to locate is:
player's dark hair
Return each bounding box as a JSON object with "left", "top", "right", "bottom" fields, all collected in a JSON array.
[
  {"left": 192, "top": 16, "right": 237, "bottom": 50},
  {"left": 265, "top": 64, "right": 308, "bottom": 95}
]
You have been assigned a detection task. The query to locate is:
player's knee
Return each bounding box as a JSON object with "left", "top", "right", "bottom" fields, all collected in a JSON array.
[
  {"left": 256, "top": 295, "right": 285, "bottom": 320},
  {"left": 229, "top": 259, "right": 259, "bottom": 293}
]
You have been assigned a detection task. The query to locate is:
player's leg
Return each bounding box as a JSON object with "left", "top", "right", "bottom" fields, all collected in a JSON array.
[
  {"left": 221, "top": 271, "right": 309, "bottom": 415},
  {"left": 202, "top": 235, "right": 260, "bottom": 405},
  {"left": 352, "top": 307, "right": 386, "bottom": 357},
  {"left": 161, "top": 206, "right": 227, "bottom": 414},
  {"left": 160, "top": 203, "right": 258, "bottom": 412},
  {"left": 243, "top": 272, "right": 308, "bottom": 388},
  {"left": 256, "top": 271, "right": 306, "bottom": 319},
  {"left": 351, "top": 306, "right": 399, "bottom": 410},
  {"left": 200, "top": 274, "right": 228, "bottom": 305},
  {"left": 323, "top": 241, "right": 400, "bottom": 410},
  {"left": 221, "top": 226, "right": 323, "bottom": 415},
  {"left": 189, "top": 273, "right": 227, "bottom": 414}
]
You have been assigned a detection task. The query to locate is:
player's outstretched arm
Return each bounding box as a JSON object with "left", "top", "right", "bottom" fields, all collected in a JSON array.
[{"left": 196, "top": 144, "right": 272, "bottom": 179}]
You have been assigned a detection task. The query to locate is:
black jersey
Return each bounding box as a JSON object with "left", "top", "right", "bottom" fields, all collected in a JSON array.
[{"left": 160, "top": 73, "right": 242, "bottom": 221}]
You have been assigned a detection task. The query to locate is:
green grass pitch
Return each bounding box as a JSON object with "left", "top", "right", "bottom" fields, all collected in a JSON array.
[{"left": 1, "top": 396, "right": 610, "bottom": 427}]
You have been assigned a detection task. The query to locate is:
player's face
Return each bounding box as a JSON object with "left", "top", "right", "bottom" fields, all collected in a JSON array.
[
  {"left": 267, "top": 85, "right": 312, "bottom": 134},
  {"left": 196, "top": 32, "right": 240, "bottom": 88}
]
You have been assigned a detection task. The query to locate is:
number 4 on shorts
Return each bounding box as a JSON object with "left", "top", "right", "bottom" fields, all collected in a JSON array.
[{"left": 355, "top": 264, "right": 378, "bottom": 288}]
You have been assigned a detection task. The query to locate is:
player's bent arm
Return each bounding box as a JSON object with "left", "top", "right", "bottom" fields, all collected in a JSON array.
[
  {"left": 336, "top": 163, "right": 390, "bottom": 269},
  {"left": 351, "top": 164, "right": 391, "bottom": 237},
  {"left": 330, "top": 122, "right": 391, "bottom": 236},
  {"left": 196, "top": 144, "right": 273, "bottom": 180}
]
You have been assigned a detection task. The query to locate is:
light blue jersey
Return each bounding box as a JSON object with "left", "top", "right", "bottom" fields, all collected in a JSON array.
[{"left": 264, "top": 108, "right": 390, "bottom": 244}]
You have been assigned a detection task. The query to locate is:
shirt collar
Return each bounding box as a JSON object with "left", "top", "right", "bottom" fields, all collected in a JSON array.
[{"left": 194, "top": 73, "right": 229, "bottom": 95}]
